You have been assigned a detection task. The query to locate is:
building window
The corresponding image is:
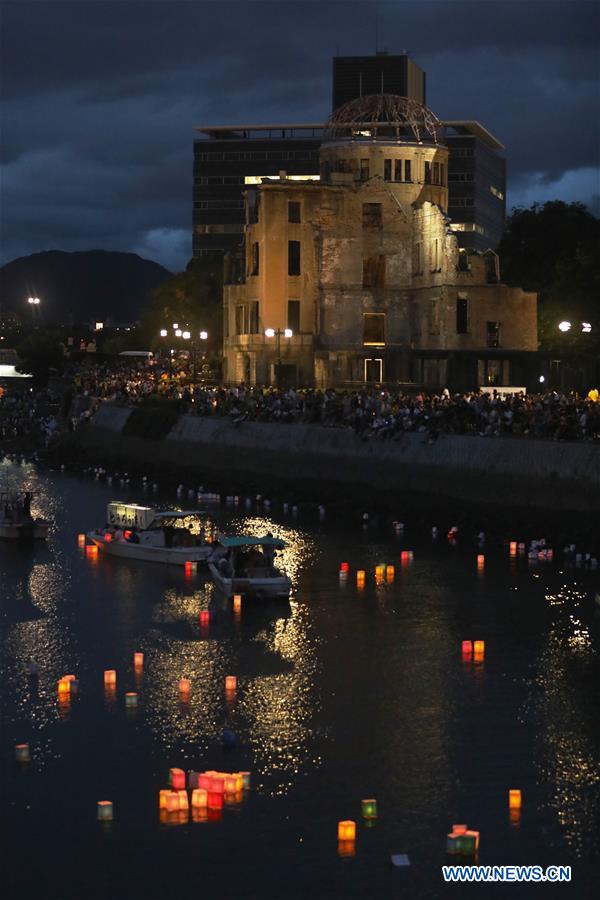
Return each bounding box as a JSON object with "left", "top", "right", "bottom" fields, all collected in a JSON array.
[
  {"left": 428, "top": 299, "right": 440, "bottom": 334},
  {"left": 248, "top": 301, "right": 259, "bottom": 334},
  {"left": 384, "top": 159, "right": 392, "bottom": 181},
  {"left": 288, "top": 201, "right": 301, "bottom": 223},
  {"left": 394, "top": 159, "right": 402, "bottom": 182},
  {"left": 360, "top": 158, "right": 370, "bottom": 181},
  {"left": 251, "top": 241, "right": 259, "bottom": 276},
  {"left": 487, "top": 321, "right": 501, "bottom": 348},
  {"left": 288, "top": 240, "right": 301, "bottom": 276},
  {"left": 424, "top": 161, "right": 432, "bottom": 184},
  {"left": 363, "top": 313, "right": 385, "bottom": 346},
  {"left": 433, "top": 162, "right": 440, "bottom": 184},
  {"left": 404, "top": 159, "right": 411, "bottom": 182},
  {"left": 362, "top": 256, "right": 386, "bottom": 289},
  {"left": 235, "top": 305, "right": 246, "bottom": 335},
  {"left": 362, "top": 203, "right": 382, "bottom": 228},
  {"left": 440, "top": 163, "right": 445, "bottom": 186},
  {"left": 431, "top": 238, "right": 440, "bottom": 271},
  {"left": 456, "top": 296, "right": 469, "bottom": 333},
  {"left": 287, "top": 300, "right": 300, "bottom": 334}
]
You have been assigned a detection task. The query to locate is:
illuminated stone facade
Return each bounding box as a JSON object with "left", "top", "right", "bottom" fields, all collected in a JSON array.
[{"left": 223, "top": 96, "right": 537, "bottom": 390}]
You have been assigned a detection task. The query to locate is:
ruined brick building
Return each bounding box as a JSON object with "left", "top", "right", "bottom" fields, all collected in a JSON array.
[{"left": 223, "top": 96, "right": 537, "bottom": 390}]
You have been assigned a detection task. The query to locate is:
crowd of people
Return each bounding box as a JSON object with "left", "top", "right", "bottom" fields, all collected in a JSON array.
[
  {"left": 0, "top": 384, "right": 62, "bottom": 448},
  {"left": 64, "top": 359, "right": 600, "bottom": 443},
  {"left": 2, "top": 357, "right": 599, "bottom": 446}
]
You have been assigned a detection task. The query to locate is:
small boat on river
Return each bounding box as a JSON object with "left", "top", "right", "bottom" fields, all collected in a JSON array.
[
  {"left": 87, "top": 501, "right": 217, "bottom": 567},
  {"left": 208, "top": 534, "right": 291, "bottom": 599},
  {"left": 0, "top": 490, "right": 49, "bottom": 541}
]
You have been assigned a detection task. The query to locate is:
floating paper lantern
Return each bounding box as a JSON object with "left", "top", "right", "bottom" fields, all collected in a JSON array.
[
  {"left": 125, "top": 692, "right": 138, "bottom": 708},
  {"left": 224, "top": 775, "right": 237, "bottom": 794},
  {"left": 477, "top": 554, "right": 485, "bottom": 569},
  {"left": 198, "top": 773, "right": 212, "bottom": 791},
  {"left": 462, "top": 830, "right": 479, "bottom": 853},
  {"left": 191, "top": 788, "right": 208, "bottom": 808},
  {"left": 78, "top": 533, "right": 86, "bottom": 548},
  {"left": 170, "top": 768, "right": 186, "bottom": 790},
  {"left": 340, "top": 562, "right": 349, "bottom": 573},
  {"left": 461, "top": 641, "right": 473, "bottom": 658},
  {"left": 361, "top": 799, "right": 377, "bottom": 819},
  {"left": 386, "top": 566, "right": 395, "bottom": 582},
  {"left": 104, "top": 669, "right": 116, "bottom": 686},
  {"left": 509, "top": 789, "right": 522, "bottom": 809},
  {"left": 178, "top": 678, "right": 191, "bottom": 695},
  {"left": 233, "top": 594, "right": 242, "bottom": 613},
  {"left": 509, "top": 541, "right": 517, "bottom": 556},
  {"left": 356, "top": 570, "right": 365, "bottom": 586},
  {"left": 177, "top": 790, "right": 189, "bottom": 810},
  {"left": 232, "top": 773, "right": 244, "bottom": 792},
  {"left": 134, "top": 652, "right": 144, "bottom": 668},
  {"left": 199, "top": 610, "right": 210, "bottom": 627},
  {"left": 15, "top": 743, "right": 30, "bottom": 763},
  {"left": 225, "top": 675, "right": 237, "bottom": 692},
  {"left": 240, "top": 771, "right": 251, "bottom": 789},
  {"left": 184, "top": 561, "right": 196, "bottom": 577},
  {"left": 473, "top": 640, "right": 485, "bottom": 659},
  {"left": 452, "top": 824, "right": 467, "bottom": 834},
  {"left": 166, "top": 792, "right": 179, "bottom": 813},
  {"left": 159, "top": 790, "right": 171, "bottom": 809},
  {"left": 210, "top": 776, "right": 225, "bottom": 794},
  {"left": 337, "top": 840, "right": 356, "bottom": 858},
  {"left": 375, "top": 564, "right": 385, "bottom": 578},
  {"left": 446, "top": 833, "right": 461, "bottom": 854},
  {"left": 58, "top": 677, "right": 71, "bottom": 696},
  {"left": 207, "top": 791, "right": 224, "bottom": 810},
  {"left": 338, "top": 820, "right": 356, "bottom": 841},
  {"left": 97, "top": 801, "right": 113, "bottom": 821}
]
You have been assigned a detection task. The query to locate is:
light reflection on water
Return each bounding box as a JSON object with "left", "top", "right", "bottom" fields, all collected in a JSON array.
[{"left": 1, "top": 460, "right": 599, "bottom": 899}]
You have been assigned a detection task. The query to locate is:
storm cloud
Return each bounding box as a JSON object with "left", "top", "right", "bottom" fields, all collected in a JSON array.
[{"left": 1, "top": 0, "right": 598, "bottom": 271}]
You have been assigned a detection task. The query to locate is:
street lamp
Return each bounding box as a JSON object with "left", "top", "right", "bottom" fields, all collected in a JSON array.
[
  {"left": 265, "top": 327, "right": 293, "bottom": 387},
  {"left": 27, "top": 296, "right": 41, "bottom": 326},
  {"left": 558, "top": 321, "right": 571, "bottom": 332},
  {"left": 160, "top": 329, "right": 168, "bottom": 338},
  {"left": 582, "top": 322, "right": 592, "bottom": 333},
  {"left": 175, "top": 329, "right": 182, "bottom": 337}
]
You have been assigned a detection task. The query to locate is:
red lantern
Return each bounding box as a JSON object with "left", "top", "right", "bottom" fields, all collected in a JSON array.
[{"left": 170, "top": 768, "right": 186, "bottom": 790}]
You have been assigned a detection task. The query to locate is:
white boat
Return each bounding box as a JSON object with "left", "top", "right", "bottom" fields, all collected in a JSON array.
[
  {"left": 87, "top": 501, "right": 217, "bottom": 567},
  {"left": 208, "top": 535, "right": 292, "bottom": 599},
  {"left": 0, "top": 490, "right": 49, "bottom": 541}
]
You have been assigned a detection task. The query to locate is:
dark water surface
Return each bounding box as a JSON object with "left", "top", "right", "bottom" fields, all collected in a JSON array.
[{"left": 1, "top": 459, "right": 599, "bottom": 900}]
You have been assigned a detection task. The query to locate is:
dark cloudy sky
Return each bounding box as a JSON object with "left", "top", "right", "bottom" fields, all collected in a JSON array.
[{"left": 1, "top": 0, "right": 599, "bottom": 271}]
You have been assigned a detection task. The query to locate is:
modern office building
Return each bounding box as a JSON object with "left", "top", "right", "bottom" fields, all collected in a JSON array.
[
  {"left": 332, "top": 52, "right": 425, "bottom": 109},
  {"left": 193, "top": 53, "right": 507, "bottom": 257},
  {"left": 222, "top": 96, "right": 537, "bottom": 392}
]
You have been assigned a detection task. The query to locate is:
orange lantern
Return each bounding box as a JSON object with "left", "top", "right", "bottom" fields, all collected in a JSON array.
[
  {"left": 375, "top": 564, "right": 385, "bottom": 578},
  {"left": 97, "top": 800, "right": 113, "bottom": 821},
  {"left": 477, "top": 554, "right": 485, "bottom": 569},
  {"left": 191, "top": 788, "right": 208, "bottom": 808},
  {"left": 178, "top": 678, "right": 191, "bottom": 695},
  {"left": 78, "top": 533, "right": 86, "bottom": 548},
  {"left": 386, "top": 565, "right": 395, "bottom": 582},
  {"left": 104, "top": 669, "right": 116, "bottom": 686},
  {"left": 356, "top": 570, "right": 365, "bottom": 588},
  {"left": 224, "top": 775, "right": 237, "bottom": 794},
  {"left": 473, "top": 640, "right": 485, "bottom": 660},
  {"left": 509, "top": 789, "right": 522, "bottom": 809},
  {"left": 166, "top": 792, "right": 179, "bottom": 813},
  {"left": 509, "top": 541, "right": 517, "bottom": 556},
  {"left": 338, "top": 820, "right": 356, "bottom": 841},
  {"left": 134, "top": 652, "right": 144, "bottom": 668},
  {"left": 225, "top": 675, "right": 237, "bottom": 692},
  {"left": 177, "top": 790, "right": 189, "bottom": 810},
  {"left": 159, "top": 790, "right": 171, "bottom": 809},
  {"left": 58, "top": 677, "right": 71, "bottom": 696},
  {"left": 233, "top": 594, "right": 242, "bottom": 613},
  {"left": 198, "top": 773, "right": 212, "bottom": 791},
  {"left": 452, "top": 824, "right": 467, "bottom": 835}
]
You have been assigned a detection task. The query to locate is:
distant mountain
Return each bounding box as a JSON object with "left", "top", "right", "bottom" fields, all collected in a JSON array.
[{"left": 0, "top": 250, "right": 172, "bottom": 325}]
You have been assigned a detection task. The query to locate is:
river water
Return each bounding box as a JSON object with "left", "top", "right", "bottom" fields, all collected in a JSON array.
[{"left": 1, "top": 458, "right": 599, "bottom": 899}]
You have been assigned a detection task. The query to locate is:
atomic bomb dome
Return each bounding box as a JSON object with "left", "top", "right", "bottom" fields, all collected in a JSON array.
[{"left": 325, "top": 94, "right": 444, "bottom": 144}]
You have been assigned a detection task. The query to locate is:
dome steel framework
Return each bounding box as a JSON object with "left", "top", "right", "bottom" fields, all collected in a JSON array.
[{"left": 326, "top": 94, "right": 443, "bottom": 144}]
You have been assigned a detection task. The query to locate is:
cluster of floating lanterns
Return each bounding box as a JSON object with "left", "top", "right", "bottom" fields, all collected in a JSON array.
[
  {"left": 337, "top": 798, "right": 378, "bottom": 857},
  {"left": 461, "top": 640, "right": 485, "bottom": 663},
  {"left": 340, "top": 557, "right": 411, "bottom": 588},
  {"left": 158, "top": 768, "right": 251, "bottom": 824}
]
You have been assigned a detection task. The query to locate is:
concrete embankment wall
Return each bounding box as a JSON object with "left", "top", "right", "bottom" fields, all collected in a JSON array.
[{"left": 80, "top": 403, "right": 600, "bottom": 513}]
